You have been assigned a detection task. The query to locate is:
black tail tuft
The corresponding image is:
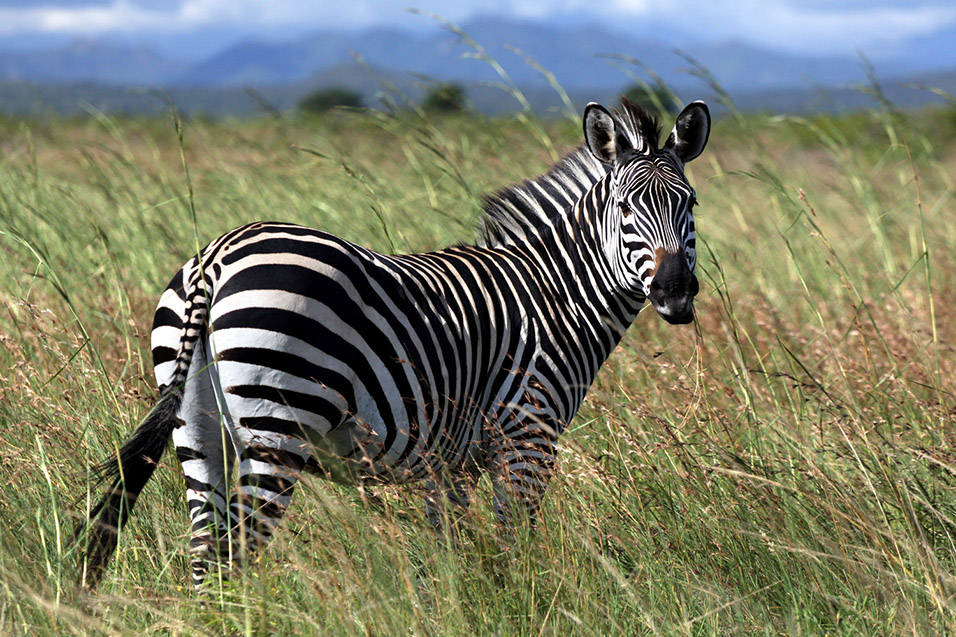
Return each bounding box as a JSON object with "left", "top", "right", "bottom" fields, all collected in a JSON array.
[{"left": 73, "top": 387, "right": 182, "bottom": 589}]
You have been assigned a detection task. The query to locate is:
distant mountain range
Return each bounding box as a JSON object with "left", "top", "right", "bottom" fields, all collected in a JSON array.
[{"left": 1, "top": 18, "right": 954, "bottom": 117}]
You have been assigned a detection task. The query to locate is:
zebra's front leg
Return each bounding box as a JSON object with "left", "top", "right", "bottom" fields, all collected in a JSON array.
[
  {"left": 489, "top": 414, "right": 559, "bottom": 532},
  {"left": 424, "top": 471, "right": 477, "bottom": 533}
]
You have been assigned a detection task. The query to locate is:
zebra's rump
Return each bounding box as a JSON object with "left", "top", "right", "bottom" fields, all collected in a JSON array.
[{"left": 150, "top": 222, "right": 499, "bottom": 482}]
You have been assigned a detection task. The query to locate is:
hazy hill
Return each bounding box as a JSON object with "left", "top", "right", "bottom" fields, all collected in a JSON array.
[
  {"left": 0, "top": 17, "right": 954, "bottom": 118},
  {"left": 0, "top": 39, "right": 175, "bottom": 85},
  {"left": 4, "top": 18, "right": 955, "bottom": 92}
]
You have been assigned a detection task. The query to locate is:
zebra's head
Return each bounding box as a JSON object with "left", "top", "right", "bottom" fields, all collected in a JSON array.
[{"left": 584, "top": 99, "right": 710, "bottom": 325}]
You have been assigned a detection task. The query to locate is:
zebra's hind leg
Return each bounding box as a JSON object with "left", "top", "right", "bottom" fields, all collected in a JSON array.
[
  {"left": 172, "top": 353, "right": 237, "bottom": 589},
  {"left": 226, "top": 415, "right": 310, "bottom": 566},
  {"left": 424, "top": 471, "right": 477, "bottom": 534}
]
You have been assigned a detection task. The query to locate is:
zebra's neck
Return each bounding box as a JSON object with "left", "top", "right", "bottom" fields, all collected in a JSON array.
[
  {"left": 494, "top": 172, "right": 645, "bottom": 421},
  {"left": 475, "top": 143, "right": 645, "bottom": 339},
  {"left": 477, "top": 145, "right": 608, "bottom": 249},
  {"left": 559, "top": 173, "right": 644, "bottom": 335}
]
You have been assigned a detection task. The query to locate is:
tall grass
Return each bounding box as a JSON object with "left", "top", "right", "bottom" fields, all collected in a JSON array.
[{"left": 0, "top": 82, "right": 954, "bottom": 634}]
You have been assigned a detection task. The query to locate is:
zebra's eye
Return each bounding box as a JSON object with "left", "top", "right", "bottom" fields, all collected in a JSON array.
[{"left": 619, "top": 200, "right": 632, "bottom": 217}]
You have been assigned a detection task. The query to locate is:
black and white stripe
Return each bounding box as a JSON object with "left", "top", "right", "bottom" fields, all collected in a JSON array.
[{"left": 76, "top": 99, "right": 711, "bottom": 588}]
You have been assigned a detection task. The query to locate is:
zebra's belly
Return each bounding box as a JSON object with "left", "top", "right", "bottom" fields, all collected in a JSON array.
[
  {"left": 304, "top": 413, "right": 489, "bottom": 485},
  {"left": 209, "top": 350, "right": 487, "bottom": 485},
  {"left": 204, "top": 300, "right": 491, "bottom": 484}
]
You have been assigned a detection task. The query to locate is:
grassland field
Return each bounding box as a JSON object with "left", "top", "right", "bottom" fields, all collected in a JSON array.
[{"left": 1, "top": 88, "right": 956, "bottom": 635}]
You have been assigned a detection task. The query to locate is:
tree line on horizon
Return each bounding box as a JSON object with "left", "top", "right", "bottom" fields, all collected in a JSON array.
[{"left": 297, "top": 81, "right": 678, "bottom": 116}]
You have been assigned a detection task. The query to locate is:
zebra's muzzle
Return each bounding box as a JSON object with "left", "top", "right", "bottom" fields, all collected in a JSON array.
[{"left": 647, "top": 251, "right": 698, "bottom": 325}]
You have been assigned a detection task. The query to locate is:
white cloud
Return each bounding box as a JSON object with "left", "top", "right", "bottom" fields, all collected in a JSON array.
[
  {"left": 0, "top": 0, "right": 198, "bottom": 35},
  {"left": 495, "top": 0, "right": 652, "bottom": 20},
  {"left": 0, "top": 1, "right": 157, "bottom": 34},
  {"left": 680, "top": 0, "right": 956, "bottom": 52},
  {"left": 0, "top": 0, "right": 409, "bottom": 35},
  {"left": 0, "top": 0, "right": 954, "bottom": 57}
]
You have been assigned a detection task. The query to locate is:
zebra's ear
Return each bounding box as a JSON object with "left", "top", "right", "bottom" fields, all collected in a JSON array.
[
  {"left": 584, "top": 102, "right": 632, "bottom": 164},
  {"left": 664, "top": 101, "right": 710, "bottom": 163}
]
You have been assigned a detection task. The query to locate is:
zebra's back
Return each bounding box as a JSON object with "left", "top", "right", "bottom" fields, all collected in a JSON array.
[{"left": 151, "top": 221, "right": 527, "bottom": 483}]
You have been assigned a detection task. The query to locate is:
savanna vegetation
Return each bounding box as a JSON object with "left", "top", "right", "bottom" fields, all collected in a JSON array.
[{"left": 1, "top": 75, "right": 955, "bottom": 634}]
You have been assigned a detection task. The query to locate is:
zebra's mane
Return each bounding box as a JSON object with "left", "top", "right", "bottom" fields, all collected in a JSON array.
[{"left": 476, "top": 100, "right": 661, "bottom": 248}]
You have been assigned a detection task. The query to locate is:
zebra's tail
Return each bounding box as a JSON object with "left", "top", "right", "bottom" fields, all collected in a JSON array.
[
  {"left": 73, "top": 386, "right": 182, "bottom": 589},
  {"left": 74, "top": 260, "right": 211, "bottom": 589}
]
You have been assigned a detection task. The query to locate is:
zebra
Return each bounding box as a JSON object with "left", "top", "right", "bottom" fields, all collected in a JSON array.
[{"left": 75, "top": 98, "right": 711, "bottom": 589}]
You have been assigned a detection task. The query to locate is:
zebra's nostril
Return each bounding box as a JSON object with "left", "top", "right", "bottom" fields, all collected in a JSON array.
[{"left": 650, "top": 278, "right": 663, "bottom": 293}]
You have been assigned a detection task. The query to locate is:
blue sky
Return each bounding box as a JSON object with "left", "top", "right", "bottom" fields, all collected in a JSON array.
[{"left": 1, "top": 0, "right": 955, "bottom": 59}]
